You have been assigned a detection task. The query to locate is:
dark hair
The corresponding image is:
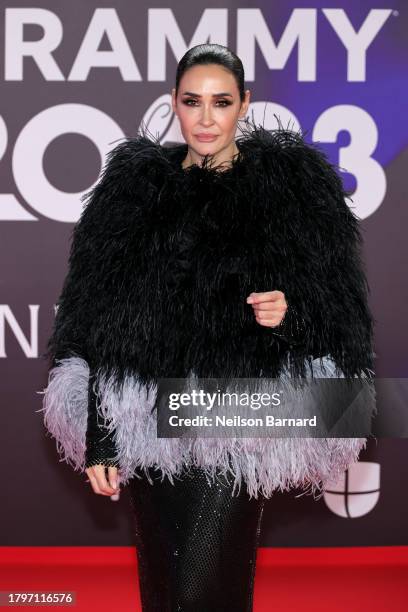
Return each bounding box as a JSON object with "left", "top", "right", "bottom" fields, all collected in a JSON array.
[{"left": 175, "top": 44, "right": 245, "bottom": 102}]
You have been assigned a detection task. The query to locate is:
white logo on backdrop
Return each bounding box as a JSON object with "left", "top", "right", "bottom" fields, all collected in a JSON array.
[
  {"left": 323, "top": 461, "right": 380, "bottom": 517},
  {"left": 0, "top": 7, "right": 392, "bottom": 222}
]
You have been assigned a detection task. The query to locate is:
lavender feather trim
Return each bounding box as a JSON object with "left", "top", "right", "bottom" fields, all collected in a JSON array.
[
  {"left": 38, "top": 355, "right": 376, "bottom": 500},
  {"left": 37, "top": 357, "right": 89, "bottom": 469}
]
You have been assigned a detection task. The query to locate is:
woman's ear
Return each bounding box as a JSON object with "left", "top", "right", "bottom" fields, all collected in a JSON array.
[{"left": 239, "top": 89, "right": 251, "bottom": 119}]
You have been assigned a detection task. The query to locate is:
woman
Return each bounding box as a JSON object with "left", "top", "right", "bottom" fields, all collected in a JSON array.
[{"left": 40, "top": 44, "right": 376, "bottom": 611}]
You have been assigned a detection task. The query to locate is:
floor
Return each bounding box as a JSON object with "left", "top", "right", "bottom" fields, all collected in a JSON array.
[{"left": 0, "top": 546, "right": 407, "bottom": 610}]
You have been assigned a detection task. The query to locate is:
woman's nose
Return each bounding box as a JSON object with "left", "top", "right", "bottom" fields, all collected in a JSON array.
[{"left": 200, "top": 105, "right": 214, "bottom": 124}]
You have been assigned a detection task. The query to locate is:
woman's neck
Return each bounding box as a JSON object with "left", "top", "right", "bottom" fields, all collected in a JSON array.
[{"left": 182, "top": 141, "right": 240, "bottom": 172}]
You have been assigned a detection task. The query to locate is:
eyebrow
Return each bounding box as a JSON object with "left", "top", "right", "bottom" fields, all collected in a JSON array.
[{"left": 181, "top": 91, "right": 233, "bottom": 98}]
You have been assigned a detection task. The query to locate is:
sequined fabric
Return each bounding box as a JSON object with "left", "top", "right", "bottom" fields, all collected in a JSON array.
[
  {"left": 127, "top": 464, "right": 265, "bottom": 611},
  {"left": 84, "top": 370, "right": 119, "bottom": 468}
]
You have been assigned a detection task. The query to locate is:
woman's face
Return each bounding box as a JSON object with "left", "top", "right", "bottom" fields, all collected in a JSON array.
[{"left": 171, "top": 64, "right": 250, "bottom": 157}]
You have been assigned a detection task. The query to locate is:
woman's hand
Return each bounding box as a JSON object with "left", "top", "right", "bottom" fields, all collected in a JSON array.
[
  {"left": 246, "top": 290, "right": 287, "bottom": 327},
  {"left": 85, "top": 465, "right": 120, "bottom": 496}
]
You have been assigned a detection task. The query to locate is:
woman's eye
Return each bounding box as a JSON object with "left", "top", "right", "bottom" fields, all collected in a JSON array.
[{"left": 183, "top": 99, "right": 231, "bottom": 107}]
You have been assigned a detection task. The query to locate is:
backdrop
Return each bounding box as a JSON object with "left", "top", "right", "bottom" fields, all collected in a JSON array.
[{"left": 0, "top": 0, "right": 406, "bottom": 546}]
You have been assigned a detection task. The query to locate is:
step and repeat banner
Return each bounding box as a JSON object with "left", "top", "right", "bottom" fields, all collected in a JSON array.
[{"left": 1, "top": 1, "right": 407, "bottom": 546}]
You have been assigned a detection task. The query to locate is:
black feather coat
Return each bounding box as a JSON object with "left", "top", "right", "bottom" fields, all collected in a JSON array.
[
  {"left": 40, "top": 117, "right": 377, "bottom": 497},
  {"left": 46, "top": 119, "right": 375, "bottom": 379}
]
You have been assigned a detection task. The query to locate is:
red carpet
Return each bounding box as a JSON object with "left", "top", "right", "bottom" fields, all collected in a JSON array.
[{"left": 1, "top": 546, "right": 407, "bottom": 610}]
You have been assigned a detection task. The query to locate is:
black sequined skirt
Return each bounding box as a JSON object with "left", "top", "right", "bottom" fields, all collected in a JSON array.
[{"left": 127, "top": 464, "right": 266, "bottom": 612}]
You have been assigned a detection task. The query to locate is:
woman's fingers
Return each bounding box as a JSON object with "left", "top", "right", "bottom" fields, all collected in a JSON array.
[
  {"left": 248, "top": 292, "right": 300, "bottom": 328},
  {"left": 107, "top": 466, "right": 119, "bottom": 490},
  {"left": 86, "top": 465, "right": 118, "bottom": 496},
  {"left": 86, "top": 468, "right": 103, "bottom": 495},
  {"left": 249, "top": 293, "right": 288, "bottom": 327},
  {"left": 94, "top": 465, "right": 117, "bottom": 495},
  {"left": 254, "top": 307, "right": 287, "bottom": 326},
  {"left": 252, "top": 302, "right": 287, "bottom": 313},
  {"left": 256, "top": 317, "right": 281, "bottom": 326}
]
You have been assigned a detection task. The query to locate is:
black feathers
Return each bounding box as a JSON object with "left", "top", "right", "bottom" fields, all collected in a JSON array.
[{"left": 45, "top": 116, "right": 375, "bottom": 390}]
